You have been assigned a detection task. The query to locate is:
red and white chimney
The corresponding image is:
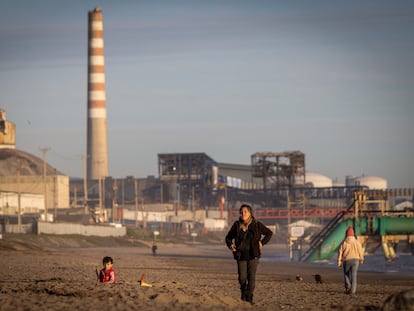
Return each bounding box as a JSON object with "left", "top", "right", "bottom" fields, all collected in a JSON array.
[{"left": 87, "top": 7, "right": 109, "bottom": 180}]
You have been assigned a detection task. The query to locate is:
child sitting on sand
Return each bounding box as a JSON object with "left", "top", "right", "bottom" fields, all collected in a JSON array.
[{"left": 97, "top": 256, "right": 116, "bottom": 284}]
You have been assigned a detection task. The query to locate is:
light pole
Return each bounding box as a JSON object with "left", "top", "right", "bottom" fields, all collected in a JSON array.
[
  {"left": 98, "top": 176, "right": 103, "bottom": 222},
  {"left": 175, "top": 183, "right": 180, "bottom": 217},
  {"left": 17, "top": 167, "right": 22, "bottom": 226},
  {"left": 81, "top": 154, "right": 89, "bottom": 215},
  {"left": 39, "top": 147, "right": 50, "bottom": 222},
  {"left": 134, "top": 179, "right": 138, "bottom": 227},
  {"left": 112, "top": 180, "right": 118, "bottom": 223},
  {"left": 141, "top": 198, "right": 146, "bottom": 229},
  {"left": 16, "top": 162, "right": 29, "bottom": 227}
]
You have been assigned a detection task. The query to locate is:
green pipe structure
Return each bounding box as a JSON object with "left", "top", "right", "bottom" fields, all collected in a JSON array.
[{"left": 304, "top": 216, "right": 414, "bottom": 262}]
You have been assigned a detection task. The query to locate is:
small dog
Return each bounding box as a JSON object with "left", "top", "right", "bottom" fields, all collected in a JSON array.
[
  {"left": 295, "top": 274, "right": 303, "bottom": 281},
  {"left": 313, "top": 274, "right": 323, "bottom": 284}
]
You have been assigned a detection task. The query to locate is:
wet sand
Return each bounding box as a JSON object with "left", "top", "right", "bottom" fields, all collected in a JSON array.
[{"left": 0, "top": 236, "right": 413, "bottom": 311}]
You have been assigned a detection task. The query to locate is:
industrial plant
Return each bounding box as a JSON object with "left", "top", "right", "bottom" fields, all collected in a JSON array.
[{"left": 1, "top": 7, "right": 413, "bottom": 262}]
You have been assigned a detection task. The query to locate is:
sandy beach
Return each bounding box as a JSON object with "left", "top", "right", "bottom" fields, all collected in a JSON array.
[{"left": 1, "top": 235, "right": 413, "bottom": 311}]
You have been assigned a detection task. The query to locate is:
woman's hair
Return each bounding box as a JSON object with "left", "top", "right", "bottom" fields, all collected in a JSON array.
[
  {"left": 239, "top": 204, "right": 252, "bottom": 214},
  {"left": 102, "top": 256, "right": 113, "bottom": 265}
]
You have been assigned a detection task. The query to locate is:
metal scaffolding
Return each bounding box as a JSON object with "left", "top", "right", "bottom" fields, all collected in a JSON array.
[
  {"left": 251, "top": 151, "right": 305, "bottom": 207},
  {"left": 251, "top": 151, "right": 305, "bottom": 188},
  {"left": 158, "top": 153, "right": 217, "bottom": 211}
]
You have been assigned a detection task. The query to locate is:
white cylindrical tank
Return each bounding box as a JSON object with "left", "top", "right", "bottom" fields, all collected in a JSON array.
[
  {"left": 305, "top": 172, "right": 333, "bottom": 188},
  {"left": 212, "top": 166, "right": 218, "bottom": 186},
  {"left": 354, "top": 176, "right": 387, "bottom": 189}
]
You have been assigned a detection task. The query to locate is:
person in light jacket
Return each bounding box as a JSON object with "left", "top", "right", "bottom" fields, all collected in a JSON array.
[{"left": 337, "top": 226, "right": 364, "bottom": 295}]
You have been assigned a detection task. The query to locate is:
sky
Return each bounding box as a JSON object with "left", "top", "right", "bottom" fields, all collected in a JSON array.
[{"left": 1, "top": 0, "right": 413, "bottom": 188}]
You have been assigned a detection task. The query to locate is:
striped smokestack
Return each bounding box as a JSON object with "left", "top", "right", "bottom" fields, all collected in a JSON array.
[{"left": 87, "top": 7, "right": 109, "bottom": 180}]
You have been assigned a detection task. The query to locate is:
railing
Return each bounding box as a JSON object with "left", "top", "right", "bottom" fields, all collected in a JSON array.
[{"left": 228, "top": 206, "right": 349, "bottom": 222}]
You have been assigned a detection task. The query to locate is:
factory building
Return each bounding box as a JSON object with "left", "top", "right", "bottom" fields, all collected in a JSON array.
[{"left": 0, "top": 110, "right": 69, "bottom": 221}]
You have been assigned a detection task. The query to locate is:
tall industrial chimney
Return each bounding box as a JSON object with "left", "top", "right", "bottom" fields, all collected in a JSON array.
[{"left": 87, "top": 7, "right": 109, "bottom": 180}]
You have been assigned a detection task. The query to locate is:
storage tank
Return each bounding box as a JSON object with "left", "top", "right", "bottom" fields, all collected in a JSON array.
[
  {"left": 305, "top": 172, "right": 333, "bottom": 188},
  {"left": 346, "top": 175, "right": 387, "bottom": 189},
  {"left": 355, "top": 175, "right": 387, "bottom": 189}
]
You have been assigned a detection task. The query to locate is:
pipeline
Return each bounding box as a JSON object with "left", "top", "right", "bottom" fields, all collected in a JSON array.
[{"left": 303, "top": 216, "right": 414, "bottom": 262}]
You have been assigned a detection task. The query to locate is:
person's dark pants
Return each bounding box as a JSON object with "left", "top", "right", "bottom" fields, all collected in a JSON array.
[{"left": 237, "top": 258, "right": 259, "bottom": 302}]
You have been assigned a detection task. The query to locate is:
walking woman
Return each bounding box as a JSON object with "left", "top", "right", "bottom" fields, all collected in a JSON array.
[
  {"left": 225, "top": 204, "right": 273, "bottom": 304},
  {"left": 337, "top": 226, "right": 364, "bottom": 295}
]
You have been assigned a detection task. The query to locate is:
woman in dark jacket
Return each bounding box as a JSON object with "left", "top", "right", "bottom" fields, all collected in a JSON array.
[{"left": 225, "top": 204, "right": 273, "bottom": 304}]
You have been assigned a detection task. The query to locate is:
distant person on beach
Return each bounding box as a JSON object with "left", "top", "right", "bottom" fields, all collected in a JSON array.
[
  {"left": 97, "top": 256, "right": 116, "bottom": 284},
  {"left": 337, "top": 226, "right": 364, "bottom": 295},
  {"left": 152, "top": 243, "right": 158, "bottom": 256},
  {"left": 225, "top": 204, "right": 273, "bottom": 304}
]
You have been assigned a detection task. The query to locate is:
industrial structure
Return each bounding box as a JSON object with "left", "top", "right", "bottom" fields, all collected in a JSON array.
[
  {"left": 251, "top": 151, "right": 305, "bottom": 189},
  {"left": 300, "top": 189, "right": 414, "bottom": 262},
  {"left": 0, "top": 109, "right": 15, "bottom": 149},
  {"left": 158, "top": 153, "right": 217, "bottom": 212},
  {"left": 86, "top": 7, "right": 109, "bottom": 181},
  {"left": 0, "top": 110, "right": 69, "bottom": 223},
  {"left": 79, "top": 151, "right": 389, "bottom": 224},
  {"left": 250, "top": 151, "right": 306, "bottom": 209}
]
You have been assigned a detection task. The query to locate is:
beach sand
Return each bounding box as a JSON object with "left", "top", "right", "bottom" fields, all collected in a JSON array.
[{"left": 1, "top": 235, "right": 413, "bottom": 311}]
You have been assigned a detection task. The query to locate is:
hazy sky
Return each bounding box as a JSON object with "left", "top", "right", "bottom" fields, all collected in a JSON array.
[{"left": 1, "top": 0, "right": 413, "bottom": 188}]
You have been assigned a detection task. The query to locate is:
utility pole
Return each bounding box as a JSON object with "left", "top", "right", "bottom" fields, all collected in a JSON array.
[
  {"left": 39, "top": 147, "right": 50, "bottom": 222},
  {"left": 73, "top": 186, "right": 77, "bottom": 208},
  {"left": 121, "top": 179, "right": 125, "bottom": 224},
  {"left": 81, "top": 154, "right": 88, "bottom": 215},
  {"left": 53, "top": 172, "right": 57, "bottom": 221},
  {"left": 134, "top": 179, "right": 138, "bottom": 228},
  {"left": 98, "top": 176, "right": 103, "bottom": 222},
  {"left": 112, "top": 180, "right": 118, "bottom": 222},
  {"left": 16, "top": 163, "right": 26, "bottom": 227}
]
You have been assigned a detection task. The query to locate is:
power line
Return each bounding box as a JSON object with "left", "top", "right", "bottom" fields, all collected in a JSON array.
[{"left": 49, "top": 148, "right": 81, "bottom": 161}]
